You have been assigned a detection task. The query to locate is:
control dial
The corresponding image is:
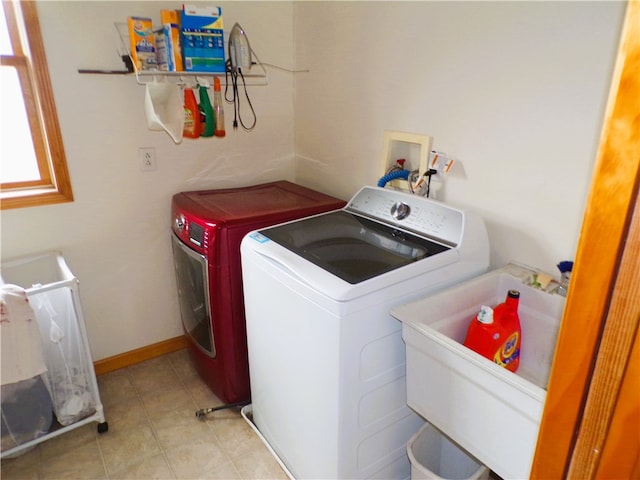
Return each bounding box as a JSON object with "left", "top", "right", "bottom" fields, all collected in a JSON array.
[
  {"left": 391, "top": 201, "right": 410, "bottom": 220},
  {"left": 174, "top": 214, "right": 186, "bottom": 233}
]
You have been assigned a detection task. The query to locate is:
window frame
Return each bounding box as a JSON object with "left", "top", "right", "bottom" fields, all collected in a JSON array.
[{"left": 1, "top": 0, "right": 73, "bottom": 210}]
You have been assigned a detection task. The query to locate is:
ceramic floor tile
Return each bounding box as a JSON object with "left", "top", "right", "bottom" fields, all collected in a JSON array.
[
  {"left": 127, "top": 357, "right": 181, "bottom": 394},
  {"left": 197, "top": 459, "right": 241, "bottom": 480},
  {"left": 40, "top": 442, "right": 107, "bottom": 480},
  {"left": 108, "top": 453, "right": 175, "bottom": 480},
  {"left": 39, "top": 423, "right": 97, "bottom": 461},
  {"left": 99, "top": 422, "right": 162, "bottom": 475},
  {"left": 164, "top": 437, "right": 231, "bottom": 479},
  {"left": 0, "top": 462, "right": 40, "bottom": 480},
  {"left": 151, "top": 405, "right": 217, "bottom": 452},
  {"left": 0, "top": 350, "right": 288, "bottom": 480},
  {"left": 182, "top": 375, "right": 225, "bottom": 410},
  {"left": 97, "top": 369, "right": 138, "bottom": 408},
  {"left": 0, "top": 447, "right": 41, "bottom": 480},
  {"left": 101, "top": 397, "right": 149, "bottom": 431},
  {"left": 167, "top": 349, "right": 199, "bottom": 381},
  {"left": 140, "top": 383, "right": 196, "bottom": 416},
  {"left": 231, "top": 445, "right": 290, "bottom": 480},
  {"left": 210, "top": 415, "right": 262, "bottom": 461}
]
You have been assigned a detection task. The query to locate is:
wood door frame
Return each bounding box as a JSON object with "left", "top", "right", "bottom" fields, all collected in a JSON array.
[{"left": 530, "top": 1, "right": 640, "bottom": 477}]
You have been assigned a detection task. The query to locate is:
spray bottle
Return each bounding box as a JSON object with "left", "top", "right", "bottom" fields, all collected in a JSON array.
[
  {"left": 183, "top": 87, "right": 201, "bottom": 139},
  {"left": 198, "top": 84, "right": 215, "bottom": 137},
  {"left": 213, "top": 77, "right": 226, "bottom": 137}
]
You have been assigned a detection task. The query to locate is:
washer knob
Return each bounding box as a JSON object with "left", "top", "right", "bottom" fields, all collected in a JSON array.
[
  {"left": 391, "top": 201, "right": 410, "bottom": 220},
  {"left": 174, "top": 214, "right": 186, "bottom": 233}
]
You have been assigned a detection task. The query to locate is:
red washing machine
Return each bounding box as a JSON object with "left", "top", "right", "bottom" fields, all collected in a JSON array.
[{"left": 171, "top": 181, "right": 345, "bottom": 404}]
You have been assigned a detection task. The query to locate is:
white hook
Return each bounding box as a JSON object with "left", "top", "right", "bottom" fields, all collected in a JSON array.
[{"left": 195, "top": 76, "right": 210, "bottom": 88}]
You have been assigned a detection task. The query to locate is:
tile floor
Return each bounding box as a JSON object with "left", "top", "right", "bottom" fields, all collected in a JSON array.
[{"left": 0, "top": 349, "right": 288, "bottom": 480}]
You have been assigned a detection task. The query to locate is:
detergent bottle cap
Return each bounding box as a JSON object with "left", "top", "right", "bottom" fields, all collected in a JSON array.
[{"left": 477, "top": 305, "right": 494, "bottom": 324}]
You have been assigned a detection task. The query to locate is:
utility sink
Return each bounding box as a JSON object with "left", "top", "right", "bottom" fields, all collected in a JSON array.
[{"left": 391, "top": 264, "right": 566, "bottom": 480}]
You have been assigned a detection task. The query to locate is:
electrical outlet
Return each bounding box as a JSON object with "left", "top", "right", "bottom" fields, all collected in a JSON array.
[{"left": 139, "top": 147, "right": 156, "bottom": 171}]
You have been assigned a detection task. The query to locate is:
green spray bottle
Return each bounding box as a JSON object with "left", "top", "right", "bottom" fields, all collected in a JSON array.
[{"left": 198, "top": 84, "right": 215, "bottom": 137}]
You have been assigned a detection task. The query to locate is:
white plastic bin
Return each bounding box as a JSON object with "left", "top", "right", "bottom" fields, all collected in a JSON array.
[
  {"left": 408, "top": 423, "right": 489, "bottom": 480},
  {"left": 1, "top": 251, "right": 108, "bottom": 458}
]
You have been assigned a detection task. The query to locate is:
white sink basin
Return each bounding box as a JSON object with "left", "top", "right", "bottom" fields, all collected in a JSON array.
[{"left": 391, "top": 264, "right": 565, "bottom": 479}]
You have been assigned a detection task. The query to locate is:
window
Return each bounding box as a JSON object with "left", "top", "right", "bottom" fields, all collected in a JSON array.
[{"left": 1, "top": 1, "right": 73, "bottom": 209}]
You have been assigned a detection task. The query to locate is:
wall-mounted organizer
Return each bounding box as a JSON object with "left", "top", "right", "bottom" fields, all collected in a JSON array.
[
  {"left": 78, "top": 16, "right": 273, "bottom": 142},
  {"left": 77, "top": 21, "right": 268, "bottom": 87},
  {"left": 1, "top": 252, "right": 108, "bottom": 459}
]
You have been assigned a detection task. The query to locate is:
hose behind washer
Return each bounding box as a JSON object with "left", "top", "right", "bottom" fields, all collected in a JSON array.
[{"left": 377, "top": 169, "right": 410, "bottom": 188}]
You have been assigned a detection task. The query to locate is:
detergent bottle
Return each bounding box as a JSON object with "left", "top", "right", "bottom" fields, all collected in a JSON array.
[
  {"left": 463, "top": 289, "right": 522, "bottom": 373},
  {"left": 463, "top": 305, "right": 501, "bottom": 361},
  {"left": 183, "top": 87, "right": 201, "bottom": 139},
  {"left": 198, "top": 85, "right": 215, "bottom": 137},
  {"left": 492, "top": 289, "right": 522, "bottom": 372}
]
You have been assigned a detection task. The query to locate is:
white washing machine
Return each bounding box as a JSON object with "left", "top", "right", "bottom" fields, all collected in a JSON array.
[{"left": 240, "top": 186, "right": 489, "bottom": 479}]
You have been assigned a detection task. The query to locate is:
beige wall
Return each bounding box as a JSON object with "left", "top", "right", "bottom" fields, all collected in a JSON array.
[
  {"left": 293, "top": 1, "right": 626, "bottom": 273},
  {"left": 1, "top": 1, "right": 297, "bottom": 360},
  {"left": 0, "top": 1, "right": 626, "bottom": 361}
]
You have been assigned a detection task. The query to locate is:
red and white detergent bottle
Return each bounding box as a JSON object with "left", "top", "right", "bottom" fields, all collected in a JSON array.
[{"left": 463, "top": 289, "right": 522, "bottom": 373}]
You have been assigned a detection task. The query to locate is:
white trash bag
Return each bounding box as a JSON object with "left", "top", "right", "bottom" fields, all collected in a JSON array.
[{"left": 31, "top": 288, "right": 95, "bottom": 426}]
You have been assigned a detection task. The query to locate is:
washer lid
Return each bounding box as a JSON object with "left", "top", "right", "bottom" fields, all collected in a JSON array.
[
  {"left": 174, "top": 181, "right": 344, "bottom": 223},
  {"left": 259, "top": 210, "right": 449, "bottom": 284}
]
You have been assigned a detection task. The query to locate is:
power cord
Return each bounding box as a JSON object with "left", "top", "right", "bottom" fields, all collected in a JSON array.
[
  {"left": 411, "top": 169, "right": 438, "bottom": 197},
  {"left": 424, "top": 168, "right": 437, "bottom": 197},
  {"left": 224, "top": 61, "right": 257, "bottom": 131}
]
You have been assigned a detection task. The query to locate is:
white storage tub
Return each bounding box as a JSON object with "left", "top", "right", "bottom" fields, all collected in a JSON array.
[
  {"left": 391, "top": 264, "right": 565, "bottom": 480},
  {"left": 1, "top": 251, "right": 108, "bottom": 458},
  {"left": 408, "top": 422, "right": 489, "bottom": 480}
]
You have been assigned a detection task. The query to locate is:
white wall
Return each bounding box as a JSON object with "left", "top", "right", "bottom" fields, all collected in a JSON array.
[
  {"left": 293, "top": 1, "right": 626, "bottom": 274},
  {"left": 0, "top": 1, "right": 626, "bottom": 361},
  {"left": 0, "top": 1, "right": 296, "bottom": 360}
]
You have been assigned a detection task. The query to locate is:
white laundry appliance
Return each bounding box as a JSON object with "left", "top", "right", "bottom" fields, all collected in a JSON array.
[{"left": 240, "top": 186, "right": 489, "bottom": 479}]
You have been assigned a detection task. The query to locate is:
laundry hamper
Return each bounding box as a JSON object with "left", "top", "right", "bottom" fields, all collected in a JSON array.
[{"left": 1, "top": 251, "right": 107, "bottom": 458}]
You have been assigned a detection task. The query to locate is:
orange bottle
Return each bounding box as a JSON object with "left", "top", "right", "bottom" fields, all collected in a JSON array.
[
  {"left": 492, "top": 290, "right": 521, "bottom": 372},
  {"left": 463, "top": 290, "right": 522, "bottom": 373},
  {"left": 213, "top": 77, "right": 226, "bottom": 137},
  {"left": 463, "top": 305, "right": 500, "bottom": 360},
  {"left": 183, "top": 87, "right": 201, "bottom": 139}
]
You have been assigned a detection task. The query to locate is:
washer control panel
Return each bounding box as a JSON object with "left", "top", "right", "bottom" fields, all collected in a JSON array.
[
  {"left": 390, "top": 202, "right": 410, "bottom": 220},
  {"left": 174, "top": 214, "right": 186, "bottom": 233},
  {"left": 346, "top": 187, "right": 463, "bottom": 246}
]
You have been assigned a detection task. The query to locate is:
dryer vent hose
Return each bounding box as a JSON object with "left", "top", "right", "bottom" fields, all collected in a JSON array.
[{"left": 377, "top": 169, "right": 410, "bottom": 188}]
